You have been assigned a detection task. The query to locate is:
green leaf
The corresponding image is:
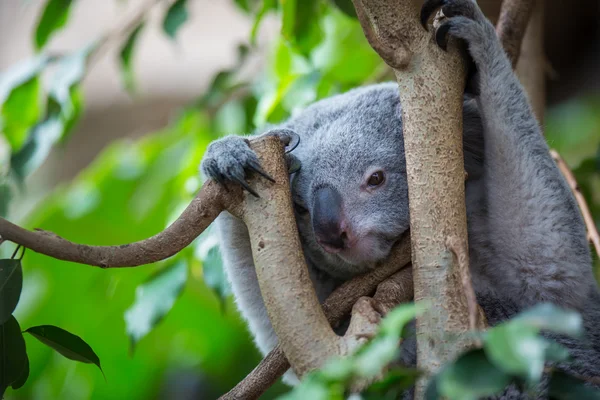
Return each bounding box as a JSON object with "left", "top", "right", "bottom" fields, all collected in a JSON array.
[
  {"left": 437, "top": 349, "right": 512, "bottom": 400},
  {"left": 484, "top": 321, "right": 546, "bottom": 382},
  {"left": 250, "top": 0, "right": 277, "bottom": 44},
  {"left": 378, "top": 302, "right": 418, "bottom": 337},
  {"left": 365, "top": 367, "right": 420, "bottom": 395},
  {"left": 279, "top": 0, "right": 297, "bottom": 40},
  {"left": 1, "top": 76, "right": 43, "bottom": 152},
  {"left": 0, "top": 259, "right": 23, "bottom": 325},
  {"left": 119, "top": 23, "right": 145, "bottom": 93},
  {"left": 0, "top": 316, "right": 29, "bottom": 397},
  {"left": 514, "top": 303, "right": 583, "bottom": 337},
  {"left": 124, "top": 259, "right": 188, "bottom": 349},
  {"left": 548, "top": 370, "right": 600, "bottom": 400},
  {"left": 25, "top": 325, "right": 103, "bottom": 374},
  {"left": 11, "top": 354, "right": 29, "bottom": 390},
  {"left": 330, "top": 0, "right": 357, "bottom": 18},
  {"left": 195, "top": 229, "right": 230, "bottom": 302},
  {"left": 35, "top": 0, "right": 75, "bottom": 50},
  {"left": 0, "top": 183, "right": 11, "bottom": 217},
  {"left": 163, "top": 0, "right": 189, "bottom": 39}
]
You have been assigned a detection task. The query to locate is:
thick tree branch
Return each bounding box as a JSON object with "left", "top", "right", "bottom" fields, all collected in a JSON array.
[
  {"left": 352, "top": 2, "right": 483, "bottom": 395},
  {"left": 220, "top": 237, "right": 413, "bottom": 400}
]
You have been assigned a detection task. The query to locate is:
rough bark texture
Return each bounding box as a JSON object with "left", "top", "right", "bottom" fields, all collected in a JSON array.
[
  {"left": 352, "top": 0, "right": 483, "bottom": 394},
  {"left": 515, "top": 0, "right": 545, "bottom": 123},
  {"left": 220, "top": 236, "right": 413, "bottom": 400},
  {"left": 232, "top": 136, "right": 342, "bottom": 377},
  {"left": 0, "top": 181, "right": 233, "bottom": 267}
]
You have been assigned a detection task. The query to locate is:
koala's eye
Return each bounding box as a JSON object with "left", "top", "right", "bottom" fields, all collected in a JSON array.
[{"left": 367, "top": 171, "right": 385, "bottom": 187}]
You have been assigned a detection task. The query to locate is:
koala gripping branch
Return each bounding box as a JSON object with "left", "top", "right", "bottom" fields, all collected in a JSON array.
[{"left": 352, "top": 0, "right": 485, "bottom": 392}]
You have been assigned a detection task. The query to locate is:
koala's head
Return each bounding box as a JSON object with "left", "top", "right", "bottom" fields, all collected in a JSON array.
[{"left": 284, "top": 83, "right": 410, "bottom": 279}]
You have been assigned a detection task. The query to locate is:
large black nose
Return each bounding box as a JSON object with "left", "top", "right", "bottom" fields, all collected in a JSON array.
[{"left": 311, "top": 186, "right": 349, "bottom": 252}]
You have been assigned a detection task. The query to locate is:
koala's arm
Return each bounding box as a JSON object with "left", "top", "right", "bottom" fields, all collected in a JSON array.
[{"left": 425, "top": 0, "right": 595, "bottom": 310}]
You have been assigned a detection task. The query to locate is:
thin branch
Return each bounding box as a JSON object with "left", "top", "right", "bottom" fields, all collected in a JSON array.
[
  {"left": 0, "top": 180, "right": 233, "bottom": 267},
  {"left": 550, "top": 150, "right": 600, "bottom": 258},
  {"left": 220, "top": 236, "right": 413, "bottom": 400},
  {"left": 495, "top": 0, "right": 536, "bottom": 68},
  {"left": 87, "top": 0, "right": 169, "bottom": 69}
]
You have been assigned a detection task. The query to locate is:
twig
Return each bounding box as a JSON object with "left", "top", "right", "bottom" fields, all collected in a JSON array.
[
  {"left": 550, "top": 150, "right": 600, "bottom": 258},
  {"left": 87, "top": 0, "right": 169, "bottom": 69},
  {"left": 219, "top": 236, "right": 413, "bottom": 400},
  {"left": 495, "top": 0, "right": 536, "bottom": 68}
]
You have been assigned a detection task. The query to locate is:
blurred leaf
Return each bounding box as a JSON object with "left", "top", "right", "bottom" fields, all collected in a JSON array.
[
  {"left": 544, "top": 341, "right": 571, "bottom": 363},
  {"left": 354, "top": 337, "right": 400, "bottom": 378},
  {"left": 124, "top": 259, "right": 188, "bottom": 349},
  {"left": 163, "top": 0, "right": 189, "bottom": 40},
  {"left": 0, "top": 316, "right": 29, "bottom": 397},
  {"left": 437, "top": 349, "right": 511, "bottom": 400},
  {"left": 195, "top": 228, "right": 230, "bottom": 302},
  {"left": 25, "top": 325, "right": 103, "bottom": 373},
  {"left": 331, "top": 0, "right": 357, "bottom": 18},
  {"left": 378, "top": 302, "right": 418, "bottom": 337},
  {"left": 1, "top": 76, "right": 43, "bottom": 152},
  {"left": 365, "top": 367, "right": 420, "bottom": 397},
  {"left": 0, "top": 183, "right": 11, "bottom": 217},
  {"left": 279, "top": 0, "right": 297, "bottom": 40},
  {"left": 250, "top": 0, "right": 277, "bottom": 44},
  {"left": 0, "top": 259, "right": 23, "bottom": 325},
  {"left": 35, "top": 0, "right": 75, "bottom": 50},
  {"left": 311, "top": 10, "right": 382, "bottom": 84},
  {"left": 484, "top": 322, "right": 546, "bottom": 382},
  {"left": 119, "top": 22, "right": 145, "bottom": 93},
  {"left": 548, "top": 370, "right": 600, "bottom": 400},
  {"left": 513, "top": 303, "right": 583, "bottom": 337}
]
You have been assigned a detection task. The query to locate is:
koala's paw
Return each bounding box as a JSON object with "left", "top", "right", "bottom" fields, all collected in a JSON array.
[
  {"left": 200, "top": 130, "right": 300, "bottom": 197},
  {"left": 420, "top": 0, "right": 498, "bottom": 61}
]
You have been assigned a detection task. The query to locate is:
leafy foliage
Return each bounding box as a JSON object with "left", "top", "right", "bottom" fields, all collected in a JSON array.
[{"left": 0, "top": 0, "right": 599, "bottom": 398}]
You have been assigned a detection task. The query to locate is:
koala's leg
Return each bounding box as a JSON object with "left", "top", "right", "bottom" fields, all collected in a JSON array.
[{"left": 421, "top": 0, "right": 594, "bottom": 310}]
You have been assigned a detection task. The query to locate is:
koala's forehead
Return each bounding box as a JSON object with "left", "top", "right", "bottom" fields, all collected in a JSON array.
[{"left": 288, "top": 82, "right": 405, "bottom": 172}]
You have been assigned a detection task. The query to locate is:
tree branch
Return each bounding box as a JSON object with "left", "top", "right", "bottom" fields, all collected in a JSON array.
[
  {"left": 496, "top": 0, "right": 536, "bottom": 68},
  {"left": 550, "top": 150, "right": 600, "bottom": 258},
  {"left": 0, "top": 181, "right": 232, "bottom": 267},
  {"left": 220, "top": 237, "right": 413, "bottom": 400}
]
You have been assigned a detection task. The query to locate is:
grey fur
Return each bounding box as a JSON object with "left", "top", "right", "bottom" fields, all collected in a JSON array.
[{"left": 200, "top": 0, "right": 600, "bottom": 396}]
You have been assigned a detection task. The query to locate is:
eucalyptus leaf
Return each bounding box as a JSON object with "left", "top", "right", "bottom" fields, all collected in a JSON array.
[
  {"left": 25, "top": 325, "right": 103, "bottom": 374},
  {"left": 119, "top": 23, "right": 145, "bottom": 93},
  {"left": 484, "top": 322, "right": 546, "bottom": 383},
  {"left": 437, "top": 349, "right": 512, "bottom": 400},
  {"left": 0, "top": 183, "right": 11, "bottom": 217},
  {"left": 250, "top": 0, "right": 277, "bottom": 44},
  {"left": 0, "top": 259, "right": 23, "bottom": 325},
  {"left": 0, "top": 316, "right": 28, "bottom": 397},
  {"left": 331, "top": 0, "right": 357, "bottom": 18},
  {"left": 35, "top": 0, "right": 75, "bottom": 50},
  {"left": 1, "top": 76, "right": 43, "bottom": 152},
  {"left": 163, "top": 0, "right": 189, "bottom": 39},
  {"left": 195, "top": 228, "right": 230, "bottom": 302},
  {"left": 514, "top": 303, "right": 583, "bottom": 337},
  {"left": 124, "top": 259, "right": 188, "bottom": 349},
  {"left": 11, "top": 355, "right": 29, "bottom": 390}
]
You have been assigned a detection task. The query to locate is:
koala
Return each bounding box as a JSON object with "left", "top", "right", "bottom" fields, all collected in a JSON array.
[{"left": 201, "top": 0, "right": 600, "bottom": 395}]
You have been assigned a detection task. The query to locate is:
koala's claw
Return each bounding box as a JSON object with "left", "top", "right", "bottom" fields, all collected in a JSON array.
[
  {"left": 247, "top": 159, "right": 276, "bottom": 183},
  {"left": 420, "top": 0, "right": 447, "bottom": 30},
  {"left": 264, "top": 128, "right": 300, "bottom": 154},
  {"left": 421, "top": 0, "right": 479, "bottom": 31},
  {"left": 435, "top": 21, "right": 452, "bottom": 51}
]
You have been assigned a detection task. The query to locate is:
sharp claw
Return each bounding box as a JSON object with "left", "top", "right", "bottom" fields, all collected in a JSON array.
[
  {"left": 435, "top": 22, "right": 451, "bottom": 51},
  {"left": 282, "top": 130, "right": 300, "bottom": 153},
  {"left": 420, "top": 0, "right": 446, "bottom": 30},
  {"left": 233, "top": 177, "right": 260, "bottom": 198},
  {"left": 248, "top": 160, "right": 276, "bottom": 183}
]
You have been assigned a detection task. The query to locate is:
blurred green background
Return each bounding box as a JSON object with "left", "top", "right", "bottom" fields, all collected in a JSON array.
[{"left": 0, "top": 0, "right": 599, "bottom": 399}]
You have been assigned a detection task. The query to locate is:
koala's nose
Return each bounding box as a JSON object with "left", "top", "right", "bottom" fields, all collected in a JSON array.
[{"left": 311, "top": 186, "right": 352, "bottom": 253}]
